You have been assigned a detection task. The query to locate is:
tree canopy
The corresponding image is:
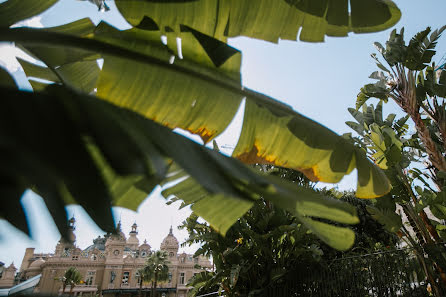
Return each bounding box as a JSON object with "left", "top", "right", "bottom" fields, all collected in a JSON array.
[{"left": 347, "top": 26, "right": 446, "bottom": 295}]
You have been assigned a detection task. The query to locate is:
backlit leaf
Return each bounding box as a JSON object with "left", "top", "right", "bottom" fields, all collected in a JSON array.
[
  {"left": 115, "top": 0, "right": 400, "bottom": 43},
  {"left": 0, "top": 0, "right": 58, "bottom": 28},
  {"left": 3, "top": 25, "right": 392, "bottom": 198}
]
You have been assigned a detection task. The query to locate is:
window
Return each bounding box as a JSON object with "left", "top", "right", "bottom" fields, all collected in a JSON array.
[
  {"left": 180, "top": 257, "right": 185, "bottom": 263},
  {"left": 72, "top": 256, "right": 79, "bottom": 261},
  {"left": 122, "top": 271, "right": 130, "bottom": 284},
  {"left": 168, "top": 272, "right": 172, "bottom": 283},
  {"left": 169, "top": 252, "right": 174, "bottom": 257},
  {"left": 91, "top": 254, "right": 97, "bottom": 261},
  {"left": 179, "top": 272, "right": 185, "bottom": 285},
  {"left": 85, "top": 271, "right": 96, "bottom": 286},
  {"left": 62, "top": 248, "right": 70, "bottom": 257},
  {"left": 194, "top": 257, "right": 198, "bottom": 264}
]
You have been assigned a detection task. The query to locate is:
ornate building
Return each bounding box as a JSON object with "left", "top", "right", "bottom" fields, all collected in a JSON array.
[
  {"left": 0, "top": 262, "right": 17, "bottom": 289},
  {"left": 17, "top": 218, "right": 212, "bottom": 297}
]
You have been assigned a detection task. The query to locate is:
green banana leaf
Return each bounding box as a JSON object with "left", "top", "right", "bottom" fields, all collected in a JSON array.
[
  {"left": 161, "top": 165, "right": 358, "bottom": 250},
  {"left": 7, "top": 20, "right": 391, "bottom": 198},
  {"left": 0, "top": 0, "right": 58, "bottom": 28},
  {"left": 0, "top": 0, "right": 397, "bottom": 246},
  {"left": 1, "top": 83, "right": 357, "bottom": 250},
  {"left": 366, "top": 205, "right": 402, "bottom": 232},
  {"left": 114, "top": 0, "right": 401, "bottom": 43}
]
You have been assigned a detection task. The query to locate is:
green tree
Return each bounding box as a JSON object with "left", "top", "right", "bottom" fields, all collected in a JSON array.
[
  {"left": 347, "top": 25, "right": 446, "bottom": 296},
  {"left": 59, "top": 267, "right": 82, "bottom": 295},
  {"left": 181, "top": 168, "right": 398, "bottom": 297},
  {"left": 0, "top": 0, "right": 400, "bottom": 250},
  {"left": 136, "top": 267, "right": 150, "bottom": 297},
  {"left": 143, "top": 251, "right": 170, "bottom": 297},
  {"left": 182, "top": 199, "right": 321, "bottom": 297}
]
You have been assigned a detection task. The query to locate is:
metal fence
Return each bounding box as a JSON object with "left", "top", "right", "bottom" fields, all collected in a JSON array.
[
  {"left": 194, "top": 247, "right": 442, "bottom": 297},
  {"left": 268, "top": 248, "right": 431, "bottom": 297}
]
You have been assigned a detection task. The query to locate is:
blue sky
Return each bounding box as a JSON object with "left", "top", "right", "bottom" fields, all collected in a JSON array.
[{"left": 1, "top": 0, "right": 446, "bottom": 267}]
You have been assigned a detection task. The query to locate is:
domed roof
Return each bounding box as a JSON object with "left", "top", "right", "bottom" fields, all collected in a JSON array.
[
  {"left": 127, "top": 235, "right": 139, "bottom": 245},
  {"left": 140, "top": 239, "right": 151, "bottom": 249},
  {"left": 29, "top": 258, "right": 45, "bottom": 270},
  {"left": 160, "top": 226, "right": 179, "bottom": 249},
  {"left": 84, "top": 236, "right": 106, "bottom": 252}
]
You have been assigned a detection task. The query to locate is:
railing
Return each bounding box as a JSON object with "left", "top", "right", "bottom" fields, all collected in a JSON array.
[
  {"left": 58, "top": 285, "right": 97, "bottom": 293},
  {"left": 195, "top": 290, "right": 225, "bottom": 297},
  {"left": 267, "top": 248, "right": 432, "bottom": 297},
  {"left": 194, "top": 247, "right": 445, "bottom": 297}
]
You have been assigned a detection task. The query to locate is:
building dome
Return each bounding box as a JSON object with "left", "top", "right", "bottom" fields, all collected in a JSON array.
[
  {"left": 28, "top": 258, "right": 45, "bottom": 271},
  {"left": 84, "top": 236, "right": 106, "bottom": 252},
  {"left": 127, "top": 235, "right": 139, "bottom": 246},
  {"left": 160, "top": 226, "right": 179, "bottom": 250}
]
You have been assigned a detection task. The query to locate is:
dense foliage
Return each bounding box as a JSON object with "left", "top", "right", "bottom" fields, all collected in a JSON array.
[
  {"left": 58, "top": 267, "right": 82, "bottom": 295},
  {"left": 143, "top": 251, "right": 170, "bottom": 297},
  {"left": 347, "top": 26, "right": 446, "bottom": 295},
  {"left": 180, "top": 169, "right": 398, "bottom": 297}
]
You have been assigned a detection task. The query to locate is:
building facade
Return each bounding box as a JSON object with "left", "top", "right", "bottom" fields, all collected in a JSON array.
[
  {"left": 0, "top": 262, "right": 17, "bottom": 289},
  {"left": 17, "top": 218, "right": 212, "bottom": 297}
]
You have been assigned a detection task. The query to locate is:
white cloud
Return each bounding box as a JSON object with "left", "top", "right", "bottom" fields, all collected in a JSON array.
[{"left": 0, "top": 16, "right": 44, "bottom": 73}]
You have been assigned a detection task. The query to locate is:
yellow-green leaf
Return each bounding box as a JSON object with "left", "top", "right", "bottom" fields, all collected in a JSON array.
[
  {"left": 115, "top": 0, "right": 401, "bottom": 43},
  {"left": 299, "top": 217, "right": 355, "bottom": 251},
  {"left": 233, "top": 100, "right": 391, "bottom": 198},
  {"left": 95, "top": 23, "right": 242, "bottom": 143},
  {"left": 0, "top": 0, "right": 58, "bottom": 28}
]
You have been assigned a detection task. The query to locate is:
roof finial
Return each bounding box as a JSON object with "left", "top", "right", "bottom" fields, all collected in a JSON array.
[
  {"left": 131, "top": 221, "right": 138, "bottom": 234},
  {"left": 169, "top": 225, "right": 173, "bottom": 235},
  {"left": 68, "top": 215, "right": 76, "bottom": 230}
]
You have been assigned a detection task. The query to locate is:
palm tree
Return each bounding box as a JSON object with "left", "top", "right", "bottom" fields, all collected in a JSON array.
[
  {"left": 61, "top": 267, "right": 82, "bottom": 295},
  {"left": 137, "top": 267, "right": 151, "bottom": 297},
  {"left": 144, "top": 251, "right": 170, "bottom": 297}
]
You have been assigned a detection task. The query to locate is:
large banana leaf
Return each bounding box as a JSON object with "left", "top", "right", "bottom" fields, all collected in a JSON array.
[
  {"left": 5, "top": 21, "right": 391, "bottom": 198},
  {"left": 114, "top": 0, "right": 401, "bottom": 43},
  {"left": 0, "top": 0, "right": 58, "bottom": 28},
  {"left": 1, "top": 82, "right": 358, "bottom": 249},
  {"left": 17, "top": 18, "right": 99, "bottom": 68},
  {"left": 0, "top": 0, "right": 394, "bottom": 247},
  {"left": 161, "top": 164, "right": 358, "bottom": 250},
  {"left": 94, "top": 21, "right": 242, "bottom": 143},
  {"left": 92, "top": 23, "right": 390, "bottom": 197}
]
